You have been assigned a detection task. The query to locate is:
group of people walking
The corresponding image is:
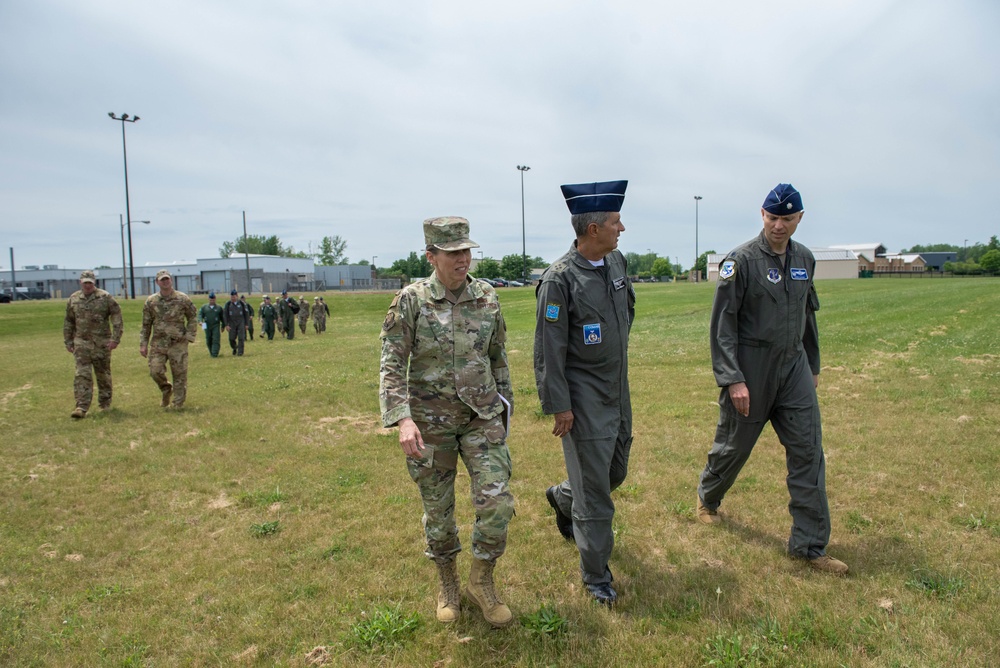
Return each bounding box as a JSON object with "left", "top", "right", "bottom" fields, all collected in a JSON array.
[
  {"left": 378, "top": 180, "right": 846, "bottom": 630},
  {"left": 63, "top": 267, "right": 334, "bottom": 415}
]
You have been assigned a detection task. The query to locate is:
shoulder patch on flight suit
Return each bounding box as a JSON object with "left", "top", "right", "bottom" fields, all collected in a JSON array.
[
  {"left": 545, "top": 303, "right": 561, "bottom": 322},
  {"left": 790, "top": 268, "right": 808, "bottom": 280},
  {"left": 719, "top": 260, "right": 736, "bottom": 280}
]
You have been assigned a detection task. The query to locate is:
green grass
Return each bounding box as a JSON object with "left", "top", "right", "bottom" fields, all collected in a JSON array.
[{"left": 1, "top": 279, "right": 999, "bottom": 666}]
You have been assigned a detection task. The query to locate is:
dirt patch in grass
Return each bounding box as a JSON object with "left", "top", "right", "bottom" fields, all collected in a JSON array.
[{"left": 318, "top": 415, "right": 394, "bottom": 436}]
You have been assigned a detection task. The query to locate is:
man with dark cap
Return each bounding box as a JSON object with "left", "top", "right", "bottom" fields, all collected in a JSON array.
[
  {"left": 534, "top": 180, "right": 635, "bottom": 606},
  {"left": 259, "top": 295, "right": 277, "bottom": 340},
  {"left": 695, "top": 183, "right": 847, "bottom": 575},
  {"left": 198, "top": 292, "right": 224, "bottom": 357},
  {"left": 277, "top": 289, "right": 298, "bottom": 339},
  {"left": 63, "top": 270, "right": 123, "bottom": 417},
  {"left": 140, "top": 269, "right": 197, "bottom": 409},
  {"left": 222, "top": 289, "right": 249, "bottom": 356},
  {"left": 380, "top": 216, "right": 515, "bottom": 628},
  {"left": 240, "top": 295, "right": 255, "bottom": 340}
]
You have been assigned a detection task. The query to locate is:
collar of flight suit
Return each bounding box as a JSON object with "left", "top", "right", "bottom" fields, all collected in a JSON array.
[
  {"left": 567, "top": 241, "right": 609, "bottom": 271},
  {"left": 754, "top": 229, "right": 802, "bottom": 260}
]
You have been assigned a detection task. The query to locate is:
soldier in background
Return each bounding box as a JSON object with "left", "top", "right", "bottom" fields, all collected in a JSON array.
[
  {"left": 312, "top": 296, "right": 324, "bottom": 333},
  {"left": 222, "top": 289, "right": 249, "bottom": 356},
  {"left": 140, "top": 269, "right": 198, "bottom": 409},
  {"left": 318, "top": 296, "right": 330, "bottom": 332},
  {"left": 198, "top": 292, "right": 224, "bottom": 357},
  {"left": 259, "top": 295, "right": 278, "bottom": 341},
  {"left": 380, "top": 216, "right": 515, "bottom": 629},
  {"left": 63, "top": 269, "right": 123, "bottom": 418},
  {"left": 297, "top": 295, "right": 311, "bottom": 334},
  {"left": 277, "top": 290, "right": 297, "bottom": 339},
  {"left": 241, "top": 295, "right": 255, "bottom": 341}
]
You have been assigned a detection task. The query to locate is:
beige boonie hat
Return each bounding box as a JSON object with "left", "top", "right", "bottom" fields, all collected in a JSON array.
[
  {"left": 155, "top": 269, "right": 173, "bottom": 281},
  {"left": 423, "top": 217, "right": 480, "bottom": 251},
  {"left": 79, "top": 270, "right": 96, "bottom": 283}
]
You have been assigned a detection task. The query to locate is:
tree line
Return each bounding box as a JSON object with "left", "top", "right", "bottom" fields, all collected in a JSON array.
[
  {"left": 902, "top": 236, "right": 1000, "bottom": 274},
  {"left": 219, "top": 235, "right": 349, "bottom": 265}
]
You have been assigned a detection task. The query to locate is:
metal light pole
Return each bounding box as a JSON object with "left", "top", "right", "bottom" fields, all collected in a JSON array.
[
  {"left": 108, "top": 112, "right": 141, "bottom": 298},
  {"left": 517, "top": 165, "right": 530, "bottom": 283},
  {"left": 119, "top": 216, "right": 150, "bottom": 298},
  {"left": 242, "top": 211, "right": 251, "bottom": 294},
  {"left": 694, "top": 195, "right": 703, "bottom": 281},
  {"left": 372, "top": 256, "right": 377, "bottom": 283}
]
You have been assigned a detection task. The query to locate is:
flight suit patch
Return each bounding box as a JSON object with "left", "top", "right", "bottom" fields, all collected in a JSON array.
[
  {"left": 719, "top": 260, "right": 736, "bottom": 279},
  {"left": 613, "top": 277, "right": 626, "bottom": 290},
  {"left": 545, "top": 303, "right": 561, "bottom": 321},
  {"left": 583, "top": 323, "right": 602, "bottom": 345},
  {"left": 767, "top": 268, "right": 782, "bottom": 284},
  {"left": 790, "top": 268, "right": 808, "bottom": 280}
]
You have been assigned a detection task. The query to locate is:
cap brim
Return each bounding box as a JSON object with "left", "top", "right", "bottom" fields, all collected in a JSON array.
[
  {"left": 432, "top": 239, "right": 480, "bottom": 251},
  {"left": 81, "top": 279, "right": 95, "bottom": 284}
]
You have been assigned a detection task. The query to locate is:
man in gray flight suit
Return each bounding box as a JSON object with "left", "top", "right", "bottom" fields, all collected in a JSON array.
[
  {"left": 534, "top": 180, "right": 635, "bottom": 606},
  {"left": 696, "top": 183, "right": 848, "bottom": 575}
]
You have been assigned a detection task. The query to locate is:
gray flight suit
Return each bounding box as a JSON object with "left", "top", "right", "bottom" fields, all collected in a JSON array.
[
  {"left": 698, "top": 230, "right": 830, "bottom": 559},
  {"left": 534, "top": 242, "right": 635, "bottom": 585}
]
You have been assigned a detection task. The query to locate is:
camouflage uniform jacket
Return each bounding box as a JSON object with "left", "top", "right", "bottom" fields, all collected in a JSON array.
[
  {"left": 140, "top": 291, "right": 198, "bottom": 350},
  {"left": 64, "top": 289, "right": 124, "bottom": 346},
  {"left": 379, "top": 272, "right": 512, "bottom": 428}
]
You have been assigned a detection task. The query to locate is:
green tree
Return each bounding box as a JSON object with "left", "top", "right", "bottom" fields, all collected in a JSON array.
[
  {"left": 499, "top": 254, "right": 547, "bottom": 281},
  {"left": 694, "top": 250, "right": 716, "bottom": 280},
  {"left": 316, "top": 235, "right": 348, "bottom": 265},
  {"left": 474, "top": 257, "right": 502, "bottom": 279},
  {"left": 651, "top": 257, "right": 674, "bottom": 278},
  {"left": 219, "top": 234, "right": 309, "bottom": 258},
  {"left": 979, "top": 249, "right": 1000, "bottom": 273}
]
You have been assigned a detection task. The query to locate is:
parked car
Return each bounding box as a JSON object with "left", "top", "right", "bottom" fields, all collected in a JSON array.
[
  {"left": 493, "top": 278, "right": 508, "bottom": 287},
  {"left": 0, "top": 293, "right": 10, "bottom": 304},
  {"left": 508, "top": 280, "right": 524, "bottom": 287}
]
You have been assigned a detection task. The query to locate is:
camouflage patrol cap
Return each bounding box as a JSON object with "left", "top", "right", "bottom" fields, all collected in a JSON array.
[
  {"left": 155, "top": 269, "right": 173, "bottom": 281},
  {"left": 79, "top": 270, "right": 96, "bottom": 284},
  {"left": 423, "top": 217, "right": 480, "bottom": 251}
]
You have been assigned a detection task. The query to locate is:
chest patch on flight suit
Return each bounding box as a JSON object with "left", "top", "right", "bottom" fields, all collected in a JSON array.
[
  {"left": 583, "top": 323, "right": 602, "bottom": 345},
  {"left": 612, "top": 277, "right": 626, "bottom": 290},
  {"left": 719, "top": 260, "right": 735, "bottom": 279},
  {"left": 790, "top": 268, "right": 809, "bottom": 280},
  {"left": 545, "top": 303, "right": 561, "bottom": 321},
  {"left": 767, "top": 268, "right": 782, "bottom": 284}
]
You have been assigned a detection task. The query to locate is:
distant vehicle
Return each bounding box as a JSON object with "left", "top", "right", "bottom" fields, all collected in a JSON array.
[
  {"left": 0, "top": 293, "right": 10, "bottom": 304},
  {"left": 493, "top": 278, "right": 508, "bottom": 287},
  {"left": 508, "top": 280, "right": 524, "bottom": 287}
]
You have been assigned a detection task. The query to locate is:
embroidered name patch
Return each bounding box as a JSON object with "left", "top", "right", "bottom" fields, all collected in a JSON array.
[
  {"left": 583, "top": 323, "right": 602, "bottom": 345},
  {"left": 719, "top": 260, "right": 736, "bottom": 279},
  {"left": 613, "top": 277, "right": 626, "bottom": 290},
  {"left": 790, "top": 268, "right": 809, "bottom": 280},
  {"left": 767, "top": 268, "right": 782, "bottom": 284},
  {"left": 545, "top": 303, "right": 561, "bottom": 322}
]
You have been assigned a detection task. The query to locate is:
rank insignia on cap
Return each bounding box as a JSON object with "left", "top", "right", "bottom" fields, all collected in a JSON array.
[
  {"left": 719, "top": 260, "right": 736, "bottom": 280},
  {"left": 545, "top": 303, "right": 561, "bottom": 322},
  {"left": 583, "top": 323, "right": 602, "bottom": 345},
  {"left": 767, "top": 268, "right": 782, "bottom": 284},
  {"left": 790, "top": 268, "right": 809, "bottom": 280}
]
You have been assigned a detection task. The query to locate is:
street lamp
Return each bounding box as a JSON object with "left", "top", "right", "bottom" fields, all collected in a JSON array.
[
  {"left": 694, "top": 195, "right": 703, "bottom": 281},
  {"left": 119, "top": 216, "right": 150, "bottom": 298},
  {"left": 108, "top": 112, "right": 141, "bottom": 298},
  {"left": 372, "top": 256, "right": 377, "bottom": 283},
  {"left": 517, "top": 165, "right": 530, "bottom": 283}
]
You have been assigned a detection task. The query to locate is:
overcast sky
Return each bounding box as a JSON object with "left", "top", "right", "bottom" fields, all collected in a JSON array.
[{"left": 1, "top": 0, "right": 997, "bottom": 272}]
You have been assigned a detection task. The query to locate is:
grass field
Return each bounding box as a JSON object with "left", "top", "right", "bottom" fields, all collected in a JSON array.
[{"left": 1, "top": 278, "right": 998, "bottom": 667}]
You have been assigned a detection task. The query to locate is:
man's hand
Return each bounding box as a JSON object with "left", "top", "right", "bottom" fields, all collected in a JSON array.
[
  {"left": 106, "top": 341, "right": 118, "bottom": 351},
  {"left": 398, "top": 417, "right": 425, "bottom": 457},
  {"left": 813, "top": 374, "right": 819, "bottom": 389},
  {"left": 552, "top": 410, "right": 574, "bottom": 437},
  {"left": 225, "top": 325, "right": 231, "bottom": 332},
  {"left": 728, "top": 382, "right": 750, "bottom": 417},
  {"left": 65, "top": 343, "right": 74, "bottom": 353}
]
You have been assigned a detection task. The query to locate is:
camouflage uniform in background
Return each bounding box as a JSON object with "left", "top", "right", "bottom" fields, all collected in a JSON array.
[
  {"left": 297, "top": 297, "right": 310, "bottom": 334},
  {"left": 380, "top": 274, "right": 514, "bottom": 563},
  {"left": 275, "top": 300, "right": 286, "bottom": 337},
  {"left": 312, "top": 297, "right": 323, "bottom": 333},
  {"left": 64, "top": 280, "right": 123, "bottom": 413},
  {"left": 319, "top": 298, "right": 330, "bottom": 332},
  {"left": 140, "top": 288, "right": 198, "bottom": 407}
]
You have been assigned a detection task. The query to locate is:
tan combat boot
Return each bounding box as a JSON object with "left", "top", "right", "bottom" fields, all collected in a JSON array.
[
  {"left": 808, "top": 554, "right": 849, "bottom": 575},
  {"left": 435, "top": 560, "right": 461, "bottom": 623},
  {"left": 465, "top": 558, "right": 513, "bottom": 628},
  {"left": 70, "top": 407, "right": 87, "bottom": 419},
  {"left": 161, "top": 387, "right": 172, "bottom": 408},
  {"left": 696, "top": 496, "right": 722, "bottom": 525}
]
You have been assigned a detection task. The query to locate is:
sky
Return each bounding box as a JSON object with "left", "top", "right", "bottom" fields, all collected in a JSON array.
[{"left": 1, "top": 0, "right": 997, "bottom": 273}]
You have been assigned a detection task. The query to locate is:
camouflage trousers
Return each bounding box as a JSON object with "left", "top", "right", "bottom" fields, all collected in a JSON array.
[
  {"left": 72, "top": 341, "right": 112, "bottom": 410},
  {"left": 298, "top": 315, "right": 309, "bottom": 334},
  {"left": 313, "top": 314, "right": 324, "bottom": 333},
  {"left": 406, "top": 412, "right": 514, "bottom": 563},
  {"left": 148, "top": 341, "right": 189, "bottom": 407}
]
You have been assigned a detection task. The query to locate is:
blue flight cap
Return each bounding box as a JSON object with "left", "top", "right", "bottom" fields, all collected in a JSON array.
[
  {"left": 762, "top": 183, "right": 803, "bottom": 214},
  {"left": 230, "top": 289, "right": 238, "bottom": 295},
  {"left": 560, "top": 180, "right": 628, "bottom": 215},
  {"left": 208, "top": 292, "right": 216, "bottom": 299}
]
